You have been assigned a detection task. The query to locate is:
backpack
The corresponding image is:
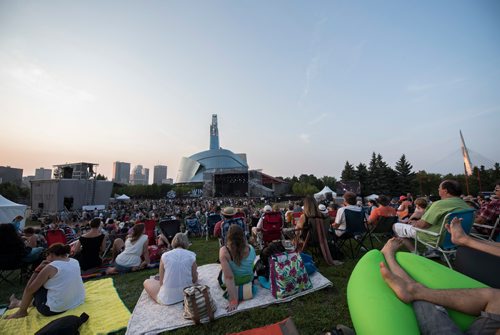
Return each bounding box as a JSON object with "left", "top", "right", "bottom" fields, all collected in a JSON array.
[{"left": 220, "top": 217, "right": 246, "bottom": 245}]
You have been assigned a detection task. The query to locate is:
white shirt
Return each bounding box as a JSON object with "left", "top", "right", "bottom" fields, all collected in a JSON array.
[
  {"left": 116, "top": 234, "right": 148, "bottom": 268},
  {"left": 157, "top": 248, "right": 196, "bottom": 305},
  {"left": 44, "top": 258, "right": 85, "bottom": 312},
  {"left": 334, "top": 205, "right": 362, "bottom": 236}
]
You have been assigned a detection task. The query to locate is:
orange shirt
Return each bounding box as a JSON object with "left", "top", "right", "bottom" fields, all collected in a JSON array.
[{"left": 368, "top": 206, "right": 397, "bottom": 225}]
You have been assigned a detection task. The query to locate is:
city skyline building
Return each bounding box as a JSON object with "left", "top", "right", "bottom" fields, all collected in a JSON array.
[
  {"left": 35, "top": 168, "right": 52, "bottom": 180},
  {"left": 0, "top": 166, "right": 23, "bottom": 186},
  {"left": 130, "top": 165, "right": 149, "bottom": 185},
  {"left": 153, "top": 165, "right": 168, "bottom": 185},
  {"left": 113, "top": 161, "right": 131, "bottom": 184}
]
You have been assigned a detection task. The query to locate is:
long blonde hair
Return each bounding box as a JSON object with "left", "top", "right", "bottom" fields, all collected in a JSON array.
[
  {"left": 226, "top": 224, "right": 246, "bottom": 266},
  {"left": 303, "top": 196, "right": 321, "bottom": 218}
]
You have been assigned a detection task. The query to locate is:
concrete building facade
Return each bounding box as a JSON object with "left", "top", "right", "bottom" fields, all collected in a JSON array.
[
  {"left": 35, "top": 168, "right": 52, "bottom": 180},
  {"left": 0, "top": 166, "right": 23, "bottom": 186},
  {"left": 112, "top": 161, "right": 131, "bottom": 184},
  {"left": 153, "top": 165, "right": 168, "bottom": 185}
]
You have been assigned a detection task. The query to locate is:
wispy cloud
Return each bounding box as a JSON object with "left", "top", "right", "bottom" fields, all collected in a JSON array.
[
  {"left": 407, "top": 77, "right": 467, "bottom": 93},
  {"left": 307, "top": 112, "right": 328, "bottom": 125},
  {"left": 299, "top": 133, "right": 310, "bottom": 143},
  {"left": 1, "top": 53, "right": 96, "bottom": 103},
  {"left": 298, "top": 16, "right": 328, "bottom": 108}
]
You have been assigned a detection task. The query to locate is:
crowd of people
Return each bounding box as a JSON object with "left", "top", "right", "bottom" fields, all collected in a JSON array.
[{"left": 1, "top": 179, "right": 498, "bottom": 335}]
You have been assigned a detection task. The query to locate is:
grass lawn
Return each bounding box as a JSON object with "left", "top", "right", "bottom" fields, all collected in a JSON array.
[{"left": 1, "top": 237, "right": 367, "bottom": 335}]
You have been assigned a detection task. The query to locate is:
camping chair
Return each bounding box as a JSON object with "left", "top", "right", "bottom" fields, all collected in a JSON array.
[
  {"left": 46, "top": 229, "right": 67, "bottom": 247},
  {"left": 366, "top": 216, "right": 398, "bottom": 248},
  {"left": 220, "top": 217, "right": 248, "bottom": 246},
  {"left": 259, "top": 211, "right": 284, "bottom": 249},
  {"left": 143, "top": 219, "right": 157, "bottom": 246},
  {"left": 185, "top": 217, "right": 202, "bottom": 237},
  {"left": 158, "top": 219, "right": 181, "bottom": 244},
  {"left": 292, "top": 212, "right": 302, "bottom": 226},
  {"left": 470, "top": 215, "right": 499, "bottom": 242},
  {"left": 300, "top": 217, "right": 338, "bottom": 266},
  {"left": 413, "top": 208, "right": 476, "bottom": 269},
  {"left": 204, "top": 214, "right": 222, "bottom": 240},
  {"left": 331, "top": 209, "right": 369, "bottom": 259},
  {"left": 0, "top": 255, "right": 30, "bottom": 285}
]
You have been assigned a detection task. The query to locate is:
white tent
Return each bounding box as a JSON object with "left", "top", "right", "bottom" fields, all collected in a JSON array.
[
  {"left": 364, "top": 194, "right": 379, "bottom": 201},
  {"left": 116, "top": 194, "right": 130, "bottom": 201},
  {"left": 314, "top": 186, "right": 337, "bottom": 200},
  {"left": 0, "top": 195, "right": 27, "bottom": 229}
]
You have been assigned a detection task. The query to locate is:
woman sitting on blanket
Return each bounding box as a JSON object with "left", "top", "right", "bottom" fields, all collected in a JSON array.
[
  {"left": 143, "top": 233, "right": 198, "bottom": 305},
  {"left": 219, "top": 224, "right": 256, "bottom": 312},
  {"left": 7, "top": 243, "right": 85, "bottom": 319},
  {"left": 71, "top": 217, "right": 106, "bottom": 271},
  {"left": 107, "top": 223, "right": 150, "bottom": 274}
]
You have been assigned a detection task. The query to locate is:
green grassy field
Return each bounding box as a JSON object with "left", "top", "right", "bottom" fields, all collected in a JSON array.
[{"left": 1, "top": 237, "right": 363, "bottom": 335}]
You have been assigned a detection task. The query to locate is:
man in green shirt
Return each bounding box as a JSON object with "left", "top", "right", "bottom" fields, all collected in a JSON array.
[{"left": 392, "top": 180, "right": 470, "bottom": 251}]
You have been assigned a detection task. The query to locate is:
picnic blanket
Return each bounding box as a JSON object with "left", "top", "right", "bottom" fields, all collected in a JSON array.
[
  {"left": 0, "top": 278, "right": 130, "bottom": 335},
  {"left": 126, "top": 263, "right": 333, "bottom": 335}
]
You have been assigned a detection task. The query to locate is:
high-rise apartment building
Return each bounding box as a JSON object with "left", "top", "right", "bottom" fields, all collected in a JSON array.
[
  {"left": 35, "top": 168, "right": 52, "bottom": 180},
  {"left": 113, "top": 161, "right": 131, "bottom": 184},
  {"left": 130, "top": 165, "right": 149, "bottom": 185},
  {"left": 153, "top": 165, "right": 168, "bottom": 185},
  {"left": 0, "top": 166, "right": 23, "bottom": 186}
]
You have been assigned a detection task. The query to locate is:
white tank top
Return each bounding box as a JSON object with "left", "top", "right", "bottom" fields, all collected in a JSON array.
[
  {"left": 116, "top": 234, "right": 148, "bottom": 267},
  {"left": 44, "top": 258, "right": 85, "bottom": 312},
  {"left": 157, "top": 248, "right": 196, "bottom": 305}
]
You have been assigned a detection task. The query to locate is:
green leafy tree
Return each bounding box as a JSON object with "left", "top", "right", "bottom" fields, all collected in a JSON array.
[
  {"left": 292, "top": 182, "right": 319, "bottom": 196},
  {"left": 321, "top": 176, "right": 337, "bottom": 190}
]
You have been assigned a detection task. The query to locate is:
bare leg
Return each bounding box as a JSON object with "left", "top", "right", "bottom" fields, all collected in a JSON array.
[
  {"left": 9, "top": 294, "right": 20, "bottom": 309},
  {"left": 380, "top": 262, "right": 500, "bottom": 316},
  {"left": 143, "top": 278, "right": 161, "bottom": 302},
  {"left": 6, "top": 286, "right": 36, "bottom": 319},
  {"left": 381, "top": 237, "right": 414, "bottom": 282},
  {"left": 446, "top": 218, "right": 500, "bottom": 257},
  {"left": 401, "top": 238, "right": 415, "bottom": 252}
]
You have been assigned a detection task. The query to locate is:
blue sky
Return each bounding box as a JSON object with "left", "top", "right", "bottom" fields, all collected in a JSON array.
[{"left": 1, "top": 0, "right": 499, "bottom": 182}]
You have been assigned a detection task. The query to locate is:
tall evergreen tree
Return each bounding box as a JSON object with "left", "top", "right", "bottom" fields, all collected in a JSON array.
[
  {"left": 394, "top": 154, "right": 415, "bottom": 195},
  {"left": 355, "top": 163, "right": 370, "bottom": 195},
  {"left": 341, "top": 161, "right": 357, "bottom": 182}
]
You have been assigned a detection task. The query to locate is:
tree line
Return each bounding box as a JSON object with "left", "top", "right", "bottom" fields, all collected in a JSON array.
[{"left": 299, "top": 153, "right": 500, "bottom": 198}]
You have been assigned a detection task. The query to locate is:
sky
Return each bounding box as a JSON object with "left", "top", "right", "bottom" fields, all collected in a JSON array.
[{"left": 1, "top": 0, "right": 499, "bottom": 183}]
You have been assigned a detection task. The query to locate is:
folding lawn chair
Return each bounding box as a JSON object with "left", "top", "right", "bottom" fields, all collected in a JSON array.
[
  {"left": 300, "top": 217, "right": 338, "bottom": 266},
  {"left": 331, "top": 209, "right": 369, "bottom": 259},
  {"left": 204, "top": 213, "right": 222, "bottom": 240},
  {"left": 260, "top": 211, "right": 284, "bottom": 248},
  {"left": 185, "top": 217, "right": 202, "bottom": 237},
  {"left": 159, "top": 219, "right": 181, "bottom": 244},
  {"left": 470, "top": 215, "right": 499, "bottom": 242},
  {"left": 413, "top": 208, "right": 476, "bottom": 269},
  {"left": 366, "top": 216, "right": 398, "bottom": 248},
  {"left": 0, "top": 255, "right": 30, "bottom": 285},
  {"left": 46, "top": 229, "right": 67, "bottom": 247}
]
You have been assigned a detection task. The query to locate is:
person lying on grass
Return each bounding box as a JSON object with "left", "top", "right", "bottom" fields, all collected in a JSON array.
[
  {"left": 143, "top": 233, "right": 198, "bottom": 305},
  {"left": 7, "top": 243, "right": 85, "bottom": 319}
]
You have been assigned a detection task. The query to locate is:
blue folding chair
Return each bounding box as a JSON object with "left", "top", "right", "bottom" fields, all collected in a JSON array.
[{"left": 413, "top": 208, "right": 476, "bottom": 268}]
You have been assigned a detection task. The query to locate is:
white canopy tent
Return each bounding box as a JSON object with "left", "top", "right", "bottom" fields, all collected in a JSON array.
[
  {"left": 116, "top": 194, "right": 130, "bottom": 201},
  {"left": 364, "top": 194, "right": 379, "bottom": 201},
  {"left": 0, "top": 195, "right": 27, "bottom": 229},
  {"left": 314, "top": 186, "right": 337, "bottom": 201}
]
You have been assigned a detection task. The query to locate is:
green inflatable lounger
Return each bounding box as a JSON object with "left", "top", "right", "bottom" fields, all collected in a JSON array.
[{"left": 347, "top": 250, "right": 488, "bottom": 335}]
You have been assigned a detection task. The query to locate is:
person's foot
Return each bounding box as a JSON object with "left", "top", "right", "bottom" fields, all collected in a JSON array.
[
  {"left": 8, "top": 294, "right": 20, "bottom": 309},
  {"left": 445, "top": 217, "right": 467, "bottom": 246},
  {"left": 381, "top": 237, "right": 403, "bottom": 258},
  {"left": 5, "top": 309, "right": 28, "bottom": 319},
  {"left": 379, "top": 262, "right": 418, "bottom": 304}
]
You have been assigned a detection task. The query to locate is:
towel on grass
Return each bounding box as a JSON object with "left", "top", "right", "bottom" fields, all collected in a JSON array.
[
  {"left": 0, "top": 278, "right": 130, "bottom": 335},
  {"left": 126, "top": 263, "right": 333, "bottom": 335}
]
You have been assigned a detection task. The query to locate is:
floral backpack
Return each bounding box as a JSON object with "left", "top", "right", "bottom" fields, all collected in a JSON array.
[{"left": 270, "top": 251, "right": 312, "bottom": 299}]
